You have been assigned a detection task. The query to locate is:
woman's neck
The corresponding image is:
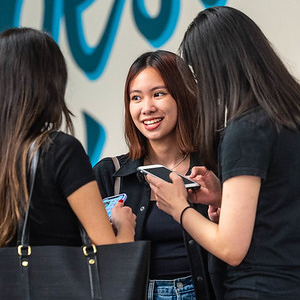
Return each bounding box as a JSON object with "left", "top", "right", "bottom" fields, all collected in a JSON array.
[
  {"left": 145, "top": 141, "right": 191, "bottom": 201},
  {"left": 145, "top": 142, "right": 190, "bottom": 174}
]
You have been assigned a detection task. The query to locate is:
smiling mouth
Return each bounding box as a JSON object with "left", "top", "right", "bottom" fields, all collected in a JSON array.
[{"left": 143, "top": 118, "right": 162, "bottom": 125}]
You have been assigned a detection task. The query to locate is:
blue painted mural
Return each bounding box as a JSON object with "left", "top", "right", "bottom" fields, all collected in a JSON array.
[{"left": 0, "top": 0, "right": 227, "bottom": 165}]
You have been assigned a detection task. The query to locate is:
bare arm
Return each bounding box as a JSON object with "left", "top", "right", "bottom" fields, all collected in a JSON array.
[
  {"left": 67, "top": 181, "right": 135, "bottom": 245},
  {"left": 147, "top": 172, "right": 260, "bottom": 266}
]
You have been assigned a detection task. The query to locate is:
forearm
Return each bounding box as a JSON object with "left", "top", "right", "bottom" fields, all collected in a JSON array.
[
  {"left": 149, "top": 173, "right": 259, "bottom": 266},
  {"left": 180, "top": 207, "right": 246, "bottom": 266}
]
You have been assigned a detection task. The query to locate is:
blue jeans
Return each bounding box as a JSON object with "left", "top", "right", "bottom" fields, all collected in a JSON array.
[{"left": 147, "top": 275, "right": 196, "bottom": 300}]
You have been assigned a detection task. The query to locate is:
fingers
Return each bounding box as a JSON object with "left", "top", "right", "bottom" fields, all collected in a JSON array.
[
  {"left": 111, "top": 203, "right": 136, "bottom": 226},
  {"left": 208, "top": 205, "right": 220, "bottom": 223},
  {"left": 208, "top": 205, "right": 219, "bottom": 214},
  {"left": 145, "top": 173, "right": 164, "bottom": 186},
  {"left": 190, "top": 166, "right": 208, "bottom": 178},
  {"left": 114, "top": 200, "right": 124, "bottom": 208}
]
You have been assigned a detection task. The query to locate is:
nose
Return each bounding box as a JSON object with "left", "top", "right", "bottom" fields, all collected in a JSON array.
[{"left": 141, "top": 97, "right": 157, "bottom": 115}]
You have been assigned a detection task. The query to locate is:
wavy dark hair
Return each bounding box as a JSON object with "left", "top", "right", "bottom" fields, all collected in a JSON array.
[
  {"left": 180, "top": 6, "right": 300, "bottom": 171},
  {"left": 124, "top": 50, "right": 200, "bottom": 159},
  {"left": 0, "top": 27, "right": 73, "bottom": 246}
]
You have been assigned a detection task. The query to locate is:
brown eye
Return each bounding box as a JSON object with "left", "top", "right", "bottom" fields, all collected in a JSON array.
[
  {"left": 131, "top": 95, "right": 141, "bottom": 101},
  {"left": 154, "top": 92, "right": 165, "bottom": 97}
]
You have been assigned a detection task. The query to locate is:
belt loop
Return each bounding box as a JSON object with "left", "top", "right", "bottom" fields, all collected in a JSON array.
[{"left": 148, "top": 280, "right": 154, "bottom": 299}]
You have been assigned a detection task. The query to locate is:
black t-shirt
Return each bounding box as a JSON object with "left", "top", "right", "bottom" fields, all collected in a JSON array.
[
  {"left": 17, "top": 132, "right": 95, "bottom": 246},
  {"left": 220, "top": 107, "right": 300, "bottom": 299},
  {"left": 143, "top": 201, "right": 190, "bottom": 279}
]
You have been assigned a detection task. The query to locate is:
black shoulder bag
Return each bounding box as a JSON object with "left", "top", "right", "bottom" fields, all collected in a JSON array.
[{"left": 0, "top": 148, "right": 150, "bottom": 300}]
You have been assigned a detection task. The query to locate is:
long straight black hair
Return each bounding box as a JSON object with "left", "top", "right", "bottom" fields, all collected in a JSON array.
[
  {"left": 0, "top": 28, "right": 73, "bottom": 246},
  {"left": 180, "top": 6, "right": 300, "bottom": 171}
]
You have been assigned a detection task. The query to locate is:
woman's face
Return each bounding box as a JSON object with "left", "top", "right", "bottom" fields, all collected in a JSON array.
[{"left": 129, "top": 67, "right": 178, "bottom": 143}]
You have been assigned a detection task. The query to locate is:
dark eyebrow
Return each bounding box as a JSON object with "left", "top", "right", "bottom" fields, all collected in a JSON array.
[
  {"left": 129, "top": 89, "right": 141, "bottom": 95},
  {"left": 129, "top": 86, "right": 167, "bottom": 95},
  {"left": 151, "top": 86, "right": 167, "bottom": 92}
]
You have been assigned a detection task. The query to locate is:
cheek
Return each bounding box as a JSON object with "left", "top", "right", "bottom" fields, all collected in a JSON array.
[
  {"left": 166, "top": 104, "right": 178, "bottom": 124},
  {"left": 129, "top": 103, "right": 139, "bottom": 124},
  {"left": 129, "top": 103, "right": 135, "bottom": 118},
  {"left": 169, "top": 110, "right": 178, "bottom": 131}
]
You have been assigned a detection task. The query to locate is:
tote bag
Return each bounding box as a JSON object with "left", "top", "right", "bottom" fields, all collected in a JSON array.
[
  {"left": 0, "top": 149, "right": 150, "bottom": 300},
  {"left": 0, "top": 239, "right": 150, "bottom": 299}
]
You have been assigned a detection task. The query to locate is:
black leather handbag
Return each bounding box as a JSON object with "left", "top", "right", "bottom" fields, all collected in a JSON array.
[{"left": 0, "top": 149, "right": 150, "bottom": 300}]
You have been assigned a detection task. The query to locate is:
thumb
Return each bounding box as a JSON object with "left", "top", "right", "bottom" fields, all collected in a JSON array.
[{"left": 169, "top": 171, "right": 183, "bottom": 184}]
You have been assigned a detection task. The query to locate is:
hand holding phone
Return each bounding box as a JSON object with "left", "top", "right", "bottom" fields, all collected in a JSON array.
[
  {"left": 137, "top": 164, "right": 200, "bottom": 190},
  {"left": 103, "top": 193, "right": 127, "bottom": 220}
]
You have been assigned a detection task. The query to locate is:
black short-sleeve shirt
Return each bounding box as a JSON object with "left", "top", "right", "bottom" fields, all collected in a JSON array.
[
  {"left": 25, "top": 132, "right": 95, "bottom": 246},
  {"left": 220, "top": 107, "right": 300, "bottom": 299}
]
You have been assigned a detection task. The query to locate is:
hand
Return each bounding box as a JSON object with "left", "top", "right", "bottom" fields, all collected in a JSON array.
[
  {"left": 188, "top": 166, "right": 221, "bottom": 207},
  {"left": 208, "top": 205, "right": 221, "bottom": 223},
  {"left": 111, "top": 201, "right": 136, "bottom": 241},
  {"left": 146, "top": 172, "right": 190, "bottom": 223}
]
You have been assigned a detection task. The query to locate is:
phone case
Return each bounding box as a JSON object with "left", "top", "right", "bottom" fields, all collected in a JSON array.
[{"left": 103, "top": 193, "right": 127, "bottom": 219}]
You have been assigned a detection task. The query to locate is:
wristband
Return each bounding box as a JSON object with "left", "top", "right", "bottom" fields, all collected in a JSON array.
[{"left": 180, "top": 205, "right": 194, "bottom": 227}]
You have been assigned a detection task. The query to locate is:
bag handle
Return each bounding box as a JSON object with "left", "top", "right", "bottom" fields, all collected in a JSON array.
[
  {"left": 78, "top": 156, "right": 122, "bottom": 298},
  {"left": 19, "top": 142, "right": 40, "bottom": 247},
  {"left": 111, "top": 156, "right": 121, "bottom": 194}
]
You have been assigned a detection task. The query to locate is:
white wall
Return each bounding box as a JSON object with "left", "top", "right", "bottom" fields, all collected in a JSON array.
[{"left": 15, "top": 0, "right": 300, "bottom": 164}]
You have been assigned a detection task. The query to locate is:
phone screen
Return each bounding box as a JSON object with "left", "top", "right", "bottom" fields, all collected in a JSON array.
[
  {"left": 137, "top": 165, "right": 200, "bottom": 189},
  {"left": 103, "top": 193, "right": 127, "bottom": 219}
]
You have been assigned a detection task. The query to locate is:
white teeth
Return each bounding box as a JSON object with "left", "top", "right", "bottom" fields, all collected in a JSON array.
[{"left": 143, "top": 118, "right": 162, "bottom": 125}]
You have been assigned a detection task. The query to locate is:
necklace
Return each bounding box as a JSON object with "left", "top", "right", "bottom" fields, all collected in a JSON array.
[{"left": 146, "top": 153, "right": 188, "bottom": 170}]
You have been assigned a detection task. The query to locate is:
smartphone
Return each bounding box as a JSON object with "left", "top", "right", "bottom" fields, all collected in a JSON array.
[
  {"left": 103, "top": 193, "right": 127, "bottom": 219},
  {"left": 137, "top": 164, "right": 200, "bottom": 190}
]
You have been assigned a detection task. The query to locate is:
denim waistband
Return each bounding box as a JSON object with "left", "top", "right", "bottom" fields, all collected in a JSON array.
[
  {"left": 149, "top": 275, "right": 193, "bottom": 286},
  {"left": 148, "top": 275, "right": 196, "bottom": 299}
]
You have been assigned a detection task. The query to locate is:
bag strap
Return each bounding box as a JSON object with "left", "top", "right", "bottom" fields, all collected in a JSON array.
[
  {"left": 111, "top": 156, "right": 121, "bottom": 194},
  {"left": 16, "top": 142, "right": 39, "bottom": 300},
  {"left": 79, "top": 225, "right": 102, "bottom": 300},
  {"left": 18, "top": 141, "right": 101, "bottom": 300},
  {"left": 19, "top": 143, "right": 40, "bottom": 247}
]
